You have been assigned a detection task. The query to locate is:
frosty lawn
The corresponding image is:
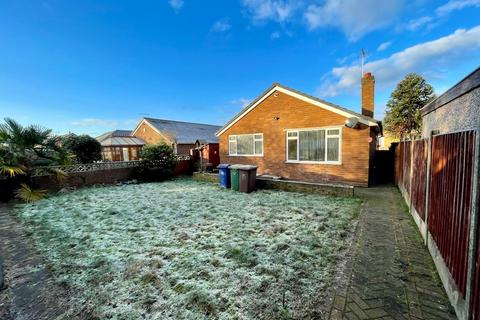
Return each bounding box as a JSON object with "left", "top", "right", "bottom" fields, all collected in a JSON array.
[{"left": 14, "top": 179, "right": 361, "bottom": 319}]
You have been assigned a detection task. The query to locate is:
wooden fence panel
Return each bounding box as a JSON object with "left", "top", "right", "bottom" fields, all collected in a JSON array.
[
  {"left": 427, "top": 130, "right": 476, "bottom": 296},
  {"left": 395, "top": 142, "right": 404, "bottom": 186},
  {"left": 402, "top": 141, "right": 411, "bottom": 195},
  {"left": 411, "top": 139, "right": 428, "bottom": 220}
]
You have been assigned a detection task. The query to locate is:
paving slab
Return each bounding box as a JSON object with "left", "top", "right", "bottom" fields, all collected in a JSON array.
[
  {"left": 329, "top": 187, "right": 457, "bottom": 320},
  {"left": 0, "top": 204, "right": 74, "bottom": 320}
]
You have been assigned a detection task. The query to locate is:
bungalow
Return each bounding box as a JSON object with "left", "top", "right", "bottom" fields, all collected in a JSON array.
[
  {"left": 216, "top": 72, "right": 382, "bottom": 187},
  {"left": 96, "top": 130, "right": 145, "bottom": 162},
  {"left": 132, "top": 117, "right": 221, "bottom": 156}
]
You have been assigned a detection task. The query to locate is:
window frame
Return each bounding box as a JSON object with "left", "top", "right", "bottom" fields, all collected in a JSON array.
[
  {"left": 228, "top": 133, "right": 264, "bottom": 157},
  {"left": 285, "top": 126, "right": 342, "bottom": 165}
]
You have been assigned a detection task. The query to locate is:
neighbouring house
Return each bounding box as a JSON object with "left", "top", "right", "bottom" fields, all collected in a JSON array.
[
  {"left": 421, "top": 66, "right": 480, "bottom": 137},
  {"left": 216, "top": 72, "right": 382, "bottom": 187},
  {"left": 132, "top": 117, "right": 221, "bottom": 156},
  {"left": 96, "top": 130, "right": 145, "bottom": 162}
]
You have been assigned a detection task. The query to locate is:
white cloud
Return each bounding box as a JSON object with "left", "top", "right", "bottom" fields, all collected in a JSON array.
[
  {"left": 271, "top": 31, "right": 281, "bottom": 39},
  {"left": 436, "top": 0, "right": 480, "bottom": 16},
  {"left": 241, "top": 0, "right": 298, "bottom": 23},
  {"left": 211, "top": 18, "right": 232, "bottom": 33},
  {"left": 304, "top": 0, "right": 403, "bottom": 41},
  {"left": 402, "top": 0, "right": 480, "bottom": 32},
  {"left": 377, "top": 41, "right": 392, "bottom": 52},
  {"left": 231, "top": 98, "right": 251, "bottom": 107},
  {"left": 169, "top": 0, "right": 184, "bottom": 13},
  {"left": 318, "top": 25, "right": 480, "bottom": 97},
  {"left": 405, "top": 16, "right": 433, "bottom": 31},
  {"left": 71, "top": 118, "right": 136, "bottom": 128}
]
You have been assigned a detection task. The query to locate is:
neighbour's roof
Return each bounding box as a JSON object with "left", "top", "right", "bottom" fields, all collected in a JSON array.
[
  {"left": 421, "top": 67, "right": 480, "bottom": 116},
  {"left": 96, "top": 130, "right": 145, "bottom": 147},
  {"left": 138, "top": 118, "right": 221, "bottom": 144},
  {"left": 216, "top": 83, "right": 381, "bottom": 136}
]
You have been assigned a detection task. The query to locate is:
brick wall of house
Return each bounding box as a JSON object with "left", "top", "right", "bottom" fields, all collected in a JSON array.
[
  {"left": 218, "top": 90, "right": 376, "bottom": 186},
  {"left": 134, "top": 121, "right": 172, "bottom": 145},
  {"left": 133, "top": 122, "right": 197, "bottom": 156}
]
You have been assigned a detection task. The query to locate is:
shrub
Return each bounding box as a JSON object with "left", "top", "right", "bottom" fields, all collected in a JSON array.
[
  {"left": 62, "top": 134, "right": 102, "bottom": 164},
  {"left": 140, "top": 144, "right": 176, "bottom": 162},
  {"left": 136, "top": 143, "right": 178, "bottom": 181}
]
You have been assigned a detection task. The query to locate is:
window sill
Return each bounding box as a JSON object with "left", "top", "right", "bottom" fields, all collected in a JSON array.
[
  {"left": 228, "top": 154, "right": 264, "bottom": 157},
  {"left": 285, "top": 160, "right": 342, "bottom": 165}
]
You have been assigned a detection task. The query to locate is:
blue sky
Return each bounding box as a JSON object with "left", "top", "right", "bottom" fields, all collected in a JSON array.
[{"left": 0, "top": 0, "right": 479, "bottom": 136}]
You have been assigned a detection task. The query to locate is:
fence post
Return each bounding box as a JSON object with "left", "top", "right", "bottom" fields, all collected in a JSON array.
[
  {"left": 424, "top": 133, "right": 434, "bottom": 246},
  {"left": 465, "top": 131, "right": 480, "bottom": 320}
]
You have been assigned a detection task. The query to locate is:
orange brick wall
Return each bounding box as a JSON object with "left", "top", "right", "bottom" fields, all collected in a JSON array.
[
  {"left": 133, "top": 122, "right": 197, "bottom": 156},
  {"left": 362, "top": 73, "right": 375, "bottom": 118},
  {"left": 133, "top": 121, "right": 172, "bottom": 145},
  {"left": 218, "top": 91, "right": 376, "bottom": 186}
]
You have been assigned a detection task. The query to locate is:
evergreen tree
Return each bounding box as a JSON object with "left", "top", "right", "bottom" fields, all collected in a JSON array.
[
  {"left": 62, "top": 134, "right": 102, "bottom": 164},
  {"left": 384, "top": 73, "right": 435, "bottom": 139}
]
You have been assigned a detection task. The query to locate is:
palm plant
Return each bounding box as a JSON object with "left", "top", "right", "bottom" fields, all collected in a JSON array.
[
  {"left": 0, "top": 118, "right": 73, "bottom": 201},
  {"left": 15, "top": 184, "right": 48, "bottom": 203}
]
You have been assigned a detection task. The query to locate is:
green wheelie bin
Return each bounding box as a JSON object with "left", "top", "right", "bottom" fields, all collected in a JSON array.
[{"left": 229, "top": 165, "right": 241, "bottom": 191}]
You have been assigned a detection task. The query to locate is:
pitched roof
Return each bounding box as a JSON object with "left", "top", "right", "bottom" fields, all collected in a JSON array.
[
  {"left": 96, "top": 130, "right": 145, "bottom": 147},
  {"left": 137, "top": 118, "right": 221, "bottom": 144},
  {"left": 216, "top": 83, "right": 381, "bottom": 136}
]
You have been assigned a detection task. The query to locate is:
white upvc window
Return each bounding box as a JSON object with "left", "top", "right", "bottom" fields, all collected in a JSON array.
[
  {"left": 228, "top": 133, "right": 263, "bottom": 156},
  {"left": 286, "top": 127, "right": 342, "bottom": 164}
]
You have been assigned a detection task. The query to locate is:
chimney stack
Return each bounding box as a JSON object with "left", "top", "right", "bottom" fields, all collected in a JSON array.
[{"left": 361, "top": 72, "right": 375, "bottom": 118}]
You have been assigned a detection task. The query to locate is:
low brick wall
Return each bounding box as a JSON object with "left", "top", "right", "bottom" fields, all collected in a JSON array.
[
  {"left": 193, "top": 172, "right": 219, "bottom": 183},
  {"left": 256, "top": 177, "right": 355, "bottom": 197},
  {"left": 192, "top": 172, "right": 355, "bottom": 197},
  {"left": 31, "top": 167, "right": 137, "bottom": 190},
  {"left": 1, "top": 160, "right": 194, "bottom": 201}
]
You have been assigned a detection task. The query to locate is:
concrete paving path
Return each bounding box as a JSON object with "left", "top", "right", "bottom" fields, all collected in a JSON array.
[
  {"left": 0, "top": 204, "right": 73, "bottom": 320},
  {"left": 329, "top": 187, "right": 457, "bottom": 320}
]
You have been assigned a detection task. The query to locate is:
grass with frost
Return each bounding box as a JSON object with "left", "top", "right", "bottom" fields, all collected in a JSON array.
[{"left": 14, "top": 178, "right": 361, "bottom": 319}]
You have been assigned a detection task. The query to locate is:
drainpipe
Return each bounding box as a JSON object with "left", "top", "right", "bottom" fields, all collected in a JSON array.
[{"left": 465, "top": 130, "right": 480, "bottom": 320}]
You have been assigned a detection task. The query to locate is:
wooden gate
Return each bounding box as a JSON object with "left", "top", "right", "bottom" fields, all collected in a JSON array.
[{"left": 373, "top": 149, "right": 395, "bottom": 185}]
